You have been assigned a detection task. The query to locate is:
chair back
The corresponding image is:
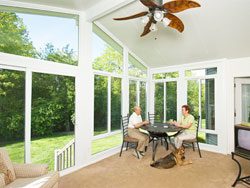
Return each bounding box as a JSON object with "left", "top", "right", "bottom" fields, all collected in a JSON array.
[
  {"left": 121, "top": 114, "right": 129, "bottom": 138},
  {"left": 196, "top": 116, "right": 201, "bottom": 138},
  {"left": 148, "top": 112, "right": 155, "bottom": 124}
]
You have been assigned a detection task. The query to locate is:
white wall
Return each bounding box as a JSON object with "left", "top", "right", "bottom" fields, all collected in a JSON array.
[{"left": 225, "top": 57, "right": 250, "bottom": 154}]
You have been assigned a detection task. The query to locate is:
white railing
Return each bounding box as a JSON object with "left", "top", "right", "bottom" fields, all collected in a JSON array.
[{"left": 54, "top": 138, "right": 75, "bottom": 171}]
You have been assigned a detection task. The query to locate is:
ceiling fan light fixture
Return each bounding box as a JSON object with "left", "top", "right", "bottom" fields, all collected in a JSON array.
[
  {"left": 141, "top": 16, "right": 150, "bottom": 24},
  {"left": 150, "top": 23, "right": 158, "bottom": 31},
  {"left": 162, "top": 17, "right": 171, "bottom": 27},
  {"left": 153, "top": 10, "right": 164, "bottom": 22}
]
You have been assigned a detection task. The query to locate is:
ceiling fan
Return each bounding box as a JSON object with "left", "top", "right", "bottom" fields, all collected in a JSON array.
[{"left": 113, "top": 0, "right": 201, "bottom": 37}]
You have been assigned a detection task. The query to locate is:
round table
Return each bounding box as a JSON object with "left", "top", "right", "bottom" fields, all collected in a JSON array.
[{"left": 141, "top": 123, "right": 183, "bottom": 161}]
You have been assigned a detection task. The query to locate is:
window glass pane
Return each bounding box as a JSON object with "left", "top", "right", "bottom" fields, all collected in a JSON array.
[
  {"left": 92, "top": 133, "right": 122, "bottom": 155},
  {"left": 111, "top": 77, "right": 122, "bottom": 131},
  {"left": 198, "top": 133, "right": 218, "bottom": 146},
  {"left": 129, "top": 80, "right": 137, "bottom": 114},
  {"left": 140, "top": 82, "right": 147, "bottom": 120},
  {"left": 153, "top": 72, "right": 179, "bottom": 79},
  {"left": 187, "top": 80, "right": 199, "bottom": 119},
  {"left": 154, "top": 83, "right": 164, "bottom": 122},
  {"left": 128, "top": 54, "right": 147, "bottom": 78},
  {"left": 0, "top": 69, "right": 25, "bottom": 163},
  {"left": 242, "top": 84, "right": 250, "bottom": 123},
  {"left": 0, "top": 9, "right": 78, "bottom": 65},
  {"left": 201, "top": 79, "right": 215, "bottom": 130},
  {"left": 94, "top": 75, "right": 108, "bottom": 135},
  {"left": 185, "top": 68, "right": 217, "bottom": 77},
  {"left": 166, "top": 82, "right": 177, "bottom": 121},
  {"left": 31, "top": 73, "right": 75, "bottom": 171},
  {"left": 92, "top": 24, "right": 123, "bottom": 74}
]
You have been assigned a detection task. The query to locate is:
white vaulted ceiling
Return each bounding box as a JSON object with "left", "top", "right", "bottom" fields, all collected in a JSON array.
[{"left": 96, "top": 0, "right": 250, "bottom": 67}]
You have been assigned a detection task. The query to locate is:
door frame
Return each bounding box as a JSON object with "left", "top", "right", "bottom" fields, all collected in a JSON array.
[{"left": 234, "top": 78, "right": 250, "bottom": 124}]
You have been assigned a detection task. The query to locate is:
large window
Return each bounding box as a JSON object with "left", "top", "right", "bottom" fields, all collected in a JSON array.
[
  {"left": 129, "top": 80, "right": 147, "bottom": 118},
  {"left": 0, "top": 68, "right": 25, "bottom": 163},
  {"left": 140, "top": 82, "right": 147, "bottom": 120},
  {"left": 154, "top": 83, "right": 164, "bottom": 122},
  {"left": 31, "top": 73, "right": 75, "bottom": 170},
  {"left": 129, "top": 80, "right": 137, "bottom": 114},
  {"left": 187, "top": 68, "right": 217, "bottom": 146},
  {"left": 166, "top": 82, "right": 177, "bottom": 121},
  {"left": 111, "top": 77, "right": 122, "bottom": 131},
  {"left": 94, "top": 75, "right": 108, "bottom": 135},
  {"left": 0, "top": 8, "right": 79, "bottom": 65},
  {"left": 93, "top": 74, "right": 122, "bottom": 154},
  {"left": 154, "top": 81, "right": 177, "bottom": 122},
  {"left": 92, "top": 24, "right": 123, "bottom": 155},
  {"left": 92, "top": 24, "right": 123, "bottom": 74}
]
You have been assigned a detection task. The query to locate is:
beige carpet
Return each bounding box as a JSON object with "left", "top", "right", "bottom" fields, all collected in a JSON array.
[{"left": 60, "top": 146, "right": 250, "bottom": 188}]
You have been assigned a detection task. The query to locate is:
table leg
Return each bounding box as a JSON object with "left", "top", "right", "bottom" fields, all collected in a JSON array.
[
  {"left": 163, "top": 137, "right": 169, "bottom": 150},
  {"left": 152, "top": 140, "right": 159, "bottom": 161}
]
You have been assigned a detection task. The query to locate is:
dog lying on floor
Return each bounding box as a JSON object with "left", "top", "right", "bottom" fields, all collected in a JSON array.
[{"left": 150, "top": 146, "right": 192, "bottom": 169}]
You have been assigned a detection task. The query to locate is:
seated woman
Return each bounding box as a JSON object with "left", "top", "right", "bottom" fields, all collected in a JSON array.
[{"left": 172, "top": 105, "right": 196, "bottom": 149}]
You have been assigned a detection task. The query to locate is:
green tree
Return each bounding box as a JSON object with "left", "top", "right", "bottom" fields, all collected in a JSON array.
[
  {"left": 0, "top": 12, "right": 36, "bottom": 57},
  {"left": 0, "top": 12, "right": 36, "bottom": 141},
  {"left": 93, "top": 45, "right": 123, "bottom": 74}
]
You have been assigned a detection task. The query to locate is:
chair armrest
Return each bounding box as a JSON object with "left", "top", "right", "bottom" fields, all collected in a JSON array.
[
  {"left": 0, "top": 173, "right": 6, "bottom": 187},
  {"left": 13, "top": 164, "right": 49, "bottom": 178}
]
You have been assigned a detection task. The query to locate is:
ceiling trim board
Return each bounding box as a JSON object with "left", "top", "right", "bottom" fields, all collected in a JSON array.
[
  {"left": 150, "top": 58, "right": 227, "bottom": 74},
  {"left": 86, "top": 0, "right": 136, "bottom": 21}
]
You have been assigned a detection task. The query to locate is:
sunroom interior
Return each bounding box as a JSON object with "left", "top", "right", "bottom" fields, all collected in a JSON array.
[{"left": 1, "top": 0, "right": 250, "bottom": 187}]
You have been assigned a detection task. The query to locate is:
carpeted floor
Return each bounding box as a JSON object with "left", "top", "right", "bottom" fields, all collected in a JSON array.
[{"left": 59, "top": 146, "right": 250, "bottom": 188}]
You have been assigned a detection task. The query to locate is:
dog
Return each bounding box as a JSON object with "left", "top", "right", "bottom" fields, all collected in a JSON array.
[{"left": 150, "top": 146, "right": 192, "bottom": 169}]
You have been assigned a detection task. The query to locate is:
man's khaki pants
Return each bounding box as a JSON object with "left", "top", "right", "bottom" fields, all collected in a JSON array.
[{"left": 128, "top": 128, "right": 149, "bottom": 152}]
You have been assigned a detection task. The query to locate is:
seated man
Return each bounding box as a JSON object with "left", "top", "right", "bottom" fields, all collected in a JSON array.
[
  {"left": 128, "top": 106, "right": 149, "bottom": 158},
  {"left": 173, "top": 105, "right": 196, "bottom": 149}
]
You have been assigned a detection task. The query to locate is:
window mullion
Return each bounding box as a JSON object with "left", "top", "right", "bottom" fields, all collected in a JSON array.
[
  {"left": 198, "top": 79, "right": 202, "bottom": 128},
  {"left": 108, "top": 76, "right": 111, "bottom": 134},
  {"left": 164, "top": 82, "right": 166, "bottom": 122},
  {"left": 137, "top": 81, "right": 140, "bottom": 106},
  {"left": 25, "top": 69, "right": 32, "bottom": 163}
]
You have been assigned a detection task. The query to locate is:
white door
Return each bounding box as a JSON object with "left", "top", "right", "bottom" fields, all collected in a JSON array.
[{"left": 235, "top": 78, "right": 250, "bottom": 124}]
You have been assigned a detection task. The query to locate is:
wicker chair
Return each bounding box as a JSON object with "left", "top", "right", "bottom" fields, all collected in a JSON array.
[
  {"left": 183, "top": 116, "right": 202, "bottom": 158},
  {"left": 119, "top": 115, "right": 140, "bottom": 159}
]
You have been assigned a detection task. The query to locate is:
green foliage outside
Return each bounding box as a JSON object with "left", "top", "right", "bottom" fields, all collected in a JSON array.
[
  {"left": 4, "top": 132, "right": 121, "bottom": 170},
  {"left": 0, "top": 12, "right": 75, "bottom": 142},
  {"left": 111, "top": 77, "right": 122, "bottom": 131},
  {"left": 0, "top": 12, "right": 76, "bottom": 169},
  {"left": 92, "top": 45, "right": 123, "bottom": 74},
  {"left": 129, "top": 80, "right": 137, "bottom": 115}
]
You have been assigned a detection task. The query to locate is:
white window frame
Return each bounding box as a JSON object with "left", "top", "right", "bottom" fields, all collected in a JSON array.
[
  {"left": 153, "top": 78, "right": 179, "bottom": 122},
  {"left": 93, "top": 72, "right": 123, "bottom": 140},
  {"left": 185, "top": 74, "right": 218, "bottom": 135},
  {"left": 128, "top": 78, "right": 148, "bottom": 116}
]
